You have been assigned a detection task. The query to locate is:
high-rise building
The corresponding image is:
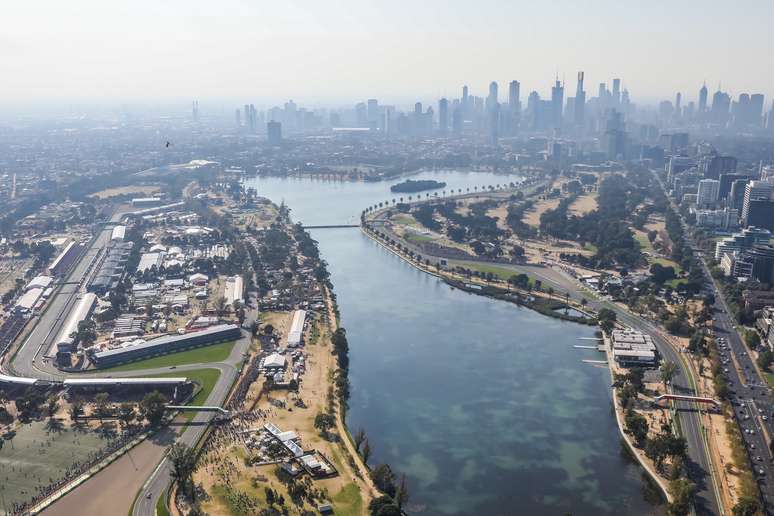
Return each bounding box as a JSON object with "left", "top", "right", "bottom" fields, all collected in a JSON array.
[
  {"left": 438, "top": 98, "right": 449, "bottom": 135},
  {"left": 192, "top": 100, "right": 199, "bottom": 122},
  {"left": 487, "top": 81, "right": 498, "bottom": 111},
  {"left": 234, "top": 109, "right": 241, "bottom": 128},
  {"left": 719, "top": 172, "right": 749, "bottom": 200},
  {"left": 711, "top": 90, "right": 731, "bottom": 124},
  {"left": 699, "top": 82, "right": 708, "bottom": 113},
  {"left": 550, "top": 78, "right": 564, "bottom": 129},
  {"left": 508, "top": 80, "right": 520, "bottom": 112},
  {"left": 730, "top": 179, "right": 749, "bottom": 211},
  {"left": 750, "top": 94, "right": 765, "bottom": 127},
  {"left": 267, "top": 120, "right": 282, "bottom": 145},
  {"left": 701, "top": 154, "right": 737, "bottom": 180},
  {"left": 675, "top": 92, "right": 682, "bottom": 118},
  {"left": 452, "top": 105, "right": 462, "bottom": 136},
  {"left": 742, "top": 180, "right": 774, "bottom": 223},
  {"left": 574, "top": 72, "right": 585, "bottom": 127},
  {"left": 612, "top": 78, "right": 621, "bottom": 105},
  {"left": 697, "top": 179, "right": 720, "bottom": 208},
  {"left": 367, "top": 99, "right": 379, "bottom": 129}
]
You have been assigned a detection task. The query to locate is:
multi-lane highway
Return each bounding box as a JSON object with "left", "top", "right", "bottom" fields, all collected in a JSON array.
[{"left": 654, "top": 169, "right": 774, "bottom": 513}]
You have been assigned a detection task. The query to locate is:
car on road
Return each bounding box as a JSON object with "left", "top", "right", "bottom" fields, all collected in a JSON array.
[{"left": 146, "top": 492, "right": 152, "bottom": 499}]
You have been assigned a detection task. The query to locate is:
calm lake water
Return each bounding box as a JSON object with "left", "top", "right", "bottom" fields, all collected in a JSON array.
[{"left": 246, "top": 171, "right": 664, "bottom": 516}]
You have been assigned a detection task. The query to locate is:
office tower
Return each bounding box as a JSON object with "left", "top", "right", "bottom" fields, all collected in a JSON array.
[
  {"left": 551, "top": 78, "right": 564, "bottom": 128},
  {"left": 730, "top": 179, "right": 749, "bottom": 211},
  {"left": 367, "top": 99, "right": 379, "bottom": 129},
  {"left": 698, "top": 83, "right": 708, "bottom": 113},
  {"left": 675, "top": 92, "right": 682, "bottom": 118},
  {"left": 438, "top": 98, "right": 449, "bottom": 134},
  {"left": 574, "top": 72, "right": 585, "bottom": 127},
  {"left": 742, "top": 181, "right": 774, "bottom": 223},
  {"left": 701, "top": 154, "right": 737, "bottom": 180},
  {"left": 355, "top": 102, "right": 367, "bottom": 127},
  {"left": 414, "top": 102, "right": 422, "bottom": 115},
  {"left": 750, "top": 94, "right": 765, "bottom": 126},
  {"left": 509, "top": 80, "right": 520, "bottom": 111},
  {"left": 452, "top": 105, "right": 462, "bottom": 136},
  {"left": 487, "top": 81, "right": 498, "bottom": 111},
  {"left": 267, "top": 120, "right": 282, "bottom": 145},
  {"left": 604, "top": 110, "right": 626, "bottom": 159},
  {"left": 711, "top": 89, "right": 731, "bottom": 124},
  {"left": 192, "top": 100, "right": 199, "bottom": 121},
  {"left": 244, "top": 104, "right": 250, "bottom": 131},
  {"left": 697, "top": 179, "right": 720, "bottom": 208},
  {"left": 719, "top": 173, "right": 749, "bottom": 200},
  {"left": 744, "top": 201, "right": 774, "bottom": 231},
  {"left": 612, "top": 78, "right": 621, "bottom": 105},
  {"left": 734, "top": 245, "right": 774, "bottom": 283},
  {"left": 234, "top": 109, "right": 241, "bottom": 128}
]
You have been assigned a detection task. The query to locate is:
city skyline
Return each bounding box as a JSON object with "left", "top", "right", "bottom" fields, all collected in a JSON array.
[{"left": 4, "top": 0, "right": 774, "bottom": 106}]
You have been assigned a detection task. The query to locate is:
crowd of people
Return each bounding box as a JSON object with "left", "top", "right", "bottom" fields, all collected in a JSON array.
[{"left": 6, "top": 426, "right": 141, "bottom": 515}]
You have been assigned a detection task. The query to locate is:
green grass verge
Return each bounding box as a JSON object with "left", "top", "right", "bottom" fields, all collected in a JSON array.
[
  {"left": 147, "top": 368, "right": 222, "bottom": 422},
  {"left": 583, "top": 242, "right": 598, "bottom": 253},
  {"left": 100, "top": 341, "right": 235, "bottom": 372},
  {"left": 405, "top": 233, "right": 433, "bottom": 243},
  {"left": 764, "top": 373, "right": 774, "bottom": 388},
  {"left": 459, "top": 262, "right": 535, "bottom": 285},
  {"left": 391, "top": 214, "right": 416, "bottom": 225},
  {"left": 156, "top": 489, "right": 170, "bottom": 516},
  {"left": 331, "top": 483, "right": 364, "bottom": 516}
]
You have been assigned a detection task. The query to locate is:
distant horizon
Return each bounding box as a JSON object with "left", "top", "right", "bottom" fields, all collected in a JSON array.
[{"left": 4, "top": 0, "right": 774, "bottom": 109}]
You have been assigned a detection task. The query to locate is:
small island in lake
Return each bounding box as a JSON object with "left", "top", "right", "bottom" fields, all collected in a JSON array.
[{"left": 390, "top": 179, "right": 447, "bottom": 193}]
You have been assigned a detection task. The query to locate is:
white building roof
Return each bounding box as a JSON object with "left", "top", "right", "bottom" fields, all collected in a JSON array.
[{"left": 264, "top": 353, "right": 286, "bottom": 368}]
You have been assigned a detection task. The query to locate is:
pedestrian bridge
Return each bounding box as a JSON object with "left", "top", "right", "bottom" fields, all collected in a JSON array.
[
  {"left": 302, "top": 224, "right": 360, "bottom": 229},
  {"left": 653, "top": 394, "right": 720, "bottom": 407},
  {"left": 165, "top": 405, "right": 230, "bottom": 416}
]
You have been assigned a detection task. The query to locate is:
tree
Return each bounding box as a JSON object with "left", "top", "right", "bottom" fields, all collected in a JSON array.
[
  {"left": 139, "top": 391, "right": 168, "bottom": 426},
  {"left": 94, "top": 392, "right": 110, "bottom": 422},
  {"left": 732, "top": 497, "right": 761, "bottom": 516},
  {"left": 354, "top": 427, "right": 366, "bottom": 452},
  {"left": 118, "top": 402, "right": 135, "bottom": 429},
  {"left": 597, "top": 307, "right": 617, "bottom": 334},
  {"left": 169, "top": 443, "right": 199, "bottom": 500},
  {"left": 215, "top": 296, "right": 227, "bottom": 315},
  {"left": 668, "top": 477, "right": 696, "bottom": 516},
  {"left": 70, "top": 400, "right": 84, "bottom": 422},
  {"left": 396, "top": 473, "right": 409, "bottom": 510},
  {"left": 369, "top": 496, "right": 400, "bottom": 516},
  {"left": 625, "top": 409, "right": 649, "bottom": 446},
  {"left": 45, "top": 394, "right": 59, "bottom": 418},
  {"left": 361, "top": 438, "right": 372, "bottom": 464},
  {"left": 660, "top": 361, "right": 678, "bottom": 389},
  {"left": 314, "top": 412, "right": 335, "bottom": 436}
]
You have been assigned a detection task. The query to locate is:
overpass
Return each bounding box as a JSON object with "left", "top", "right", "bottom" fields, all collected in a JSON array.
[
  {"left": 654, "top": 394, "right": 720, "bottom": 407},
  {"left": 301, "top": 224, "right": 359, "bottom": 229},
  {"left": 165, "top": 404, "right": 231, "bottom": 416}
]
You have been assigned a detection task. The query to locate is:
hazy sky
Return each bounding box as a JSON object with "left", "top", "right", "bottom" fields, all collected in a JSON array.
[{"left": 4, "top": 0, "right": 774, "bottom": 108}]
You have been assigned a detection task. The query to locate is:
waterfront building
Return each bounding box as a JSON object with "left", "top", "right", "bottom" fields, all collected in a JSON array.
[{"left": 610, "top": 329, "right": 657, "bottom": 367}]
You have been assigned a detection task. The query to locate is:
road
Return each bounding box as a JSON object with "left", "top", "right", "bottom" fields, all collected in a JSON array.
[
  {"left": 651, "top": 168, "right": 774, "bottom": 513},
  {"left": 0, "top": 208, "right": 252, "bottom": 516}
]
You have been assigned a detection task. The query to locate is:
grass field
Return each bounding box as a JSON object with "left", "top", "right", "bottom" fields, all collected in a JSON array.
[
  {"left": 391, "top": 214, "right": 416, "bottom": 226},
  {"left": 456, "top": 262, "right": 535, "bottom": 285},
  {"left": 147, "top": 368, "right": 222, "bottom": 422},
  {"left": 406, "top": 233, "right": 433, "bottom": 243},
  {"left": 0, "top": 420, "right": 117, "bottom": 510},
  {"left": 101, "top": 341, "right": 236, "bottom": 372},
  {"left": 331, "top": 483, "right": 365, "bottom": 516}
]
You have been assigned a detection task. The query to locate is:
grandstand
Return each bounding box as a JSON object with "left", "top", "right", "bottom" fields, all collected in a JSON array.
[{"left": 89, "top": 323, "right": 241, "bottom": 368}]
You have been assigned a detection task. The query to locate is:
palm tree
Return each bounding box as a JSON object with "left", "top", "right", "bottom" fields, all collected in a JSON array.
[{"left": 660, "top": 361, "right": 678, "bottom": 389}]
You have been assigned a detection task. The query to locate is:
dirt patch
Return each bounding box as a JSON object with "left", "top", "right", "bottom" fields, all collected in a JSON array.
[
  {"left": 568, "top": 194, "right": 598, "bottom": 216},
  {"left": 523, "top": 198, "right": 560, "bottom": 227},
  {"left": 88, "top": 186, "right": 160, "bottom": 199}
]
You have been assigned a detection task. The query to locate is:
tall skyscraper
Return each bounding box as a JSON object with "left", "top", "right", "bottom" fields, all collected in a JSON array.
[
  {"left": 550, "top": 78, "right": 564, "bottom": 128},
  {"left": 742, "top": 181, "right": 774, "bottom": 222},
  {"left": 699, "top": 82, "right": 708, "bottom": 113},
  {"left": 192, "top": 100, "right": 199, "bottom": 121},
  {"left": 675, "top": 92, "right": 682, "bottom": 118},
  {"left": 574, "top": 72, "right": 585, "bottom": 127},
  {"left": 508, "top": 80, "right": 520, "bottom": 112},
  {"left": 487, "top": 81, "right": 498, "bottom": 111},
  {"left": 367, "top": 99, "right": 379, "bottom": 129},
  {"left": 452, "top": 105, "right": 462, "bottom": 136},
  {"left": 438, "top": 98, "right": 449, "bottom": 135},
  {"left": 697, "top": 179, "right": 720, "bottom": 208},
  {"left": 267, "top": 120, "right": 282, "bottom": 145},
  {"left": 612, "top": 79, "right": 621, "bottom": 106},
  {"left": 711, "top": 89, "right": 731, "bottom": 124}
]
